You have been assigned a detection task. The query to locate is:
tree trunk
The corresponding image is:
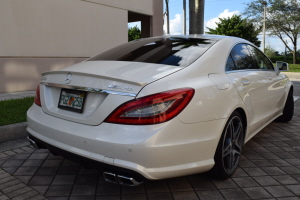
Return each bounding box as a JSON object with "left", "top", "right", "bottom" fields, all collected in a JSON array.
[
  {"left": 189, "top": 0, "right": 205, "bottom": 34},
  {"left": 293, "top": 40, "right": 297, "bottom": 64}
]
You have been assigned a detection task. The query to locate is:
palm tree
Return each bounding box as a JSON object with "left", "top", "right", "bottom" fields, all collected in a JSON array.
[{"left": 165, "top": 0, "right": 170, "bottom": 34}]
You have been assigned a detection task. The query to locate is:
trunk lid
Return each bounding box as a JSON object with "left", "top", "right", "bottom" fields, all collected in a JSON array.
[{"left": 39, "top": 61, "right": 183, "bottom": 125}]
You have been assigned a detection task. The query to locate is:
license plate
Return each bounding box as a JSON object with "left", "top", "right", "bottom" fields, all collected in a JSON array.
[{"left": 58, "top": 89, "right": 87, "bottom": 113}]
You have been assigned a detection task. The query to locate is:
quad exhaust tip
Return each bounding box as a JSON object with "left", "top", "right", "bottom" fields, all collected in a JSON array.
[{"left": 103, "top": 172, "right": 143, "bottom": 186}]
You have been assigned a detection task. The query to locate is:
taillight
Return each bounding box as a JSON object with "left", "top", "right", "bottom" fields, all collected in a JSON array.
[
  {"left": 34, "top": 85, "right": 41, "bottom": 107},
  {"left": 104, "top": 88, "right": 194, "bottom": 125}
]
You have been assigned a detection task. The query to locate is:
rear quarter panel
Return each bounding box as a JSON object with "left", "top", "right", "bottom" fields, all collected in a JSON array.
[{"left": 137, "top": 37, "right": 248, "bottom": 125}]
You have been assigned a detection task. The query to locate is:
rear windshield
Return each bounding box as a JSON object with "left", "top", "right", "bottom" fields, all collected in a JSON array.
[{"left": 88, "top": 37, "right": 218, "bottom": 67}]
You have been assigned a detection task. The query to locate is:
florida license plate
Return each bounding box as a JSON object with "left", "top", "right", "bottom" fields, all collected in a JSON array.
[{"left": 58, "top": 89, "right": 87, "bottom": 113}]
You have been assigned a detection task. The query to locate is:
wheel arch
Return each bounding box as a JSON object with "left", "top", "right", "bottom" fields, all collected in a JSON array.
[
  {"left": 233, "top": 107, "right": 247, "bottom": 135},
  {"left": 217, "top": 107, "right": 248, "bottom": 144}
]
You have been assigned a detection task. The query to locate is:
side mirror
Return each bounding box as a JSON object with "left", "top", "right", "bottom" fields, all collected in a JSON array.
[{"left": 276, "top": 61, "right": 289, "bottom": 71}]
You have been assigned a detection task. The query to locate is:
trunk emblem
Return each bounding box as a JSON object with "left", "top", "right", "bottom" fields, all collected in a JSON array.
[
  {"left": 108, "top": 85, "right": 134, "bottom": 91},
  {"left": 64, "top": 73, "right": 72, "bottom": 84}
]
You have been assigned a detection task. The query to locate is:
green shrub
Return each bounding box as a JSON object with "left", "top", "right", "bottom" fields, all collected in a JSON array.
[{"left": 270, "top": 56, "right": 300, "bottom": 64}]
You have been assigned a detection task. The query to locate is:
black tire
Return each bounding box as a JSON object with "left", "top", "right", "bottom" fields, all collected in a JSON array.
[
  {"left": 209, "top": 111, "right": 244, "bottom": 179},
  {"left": 275, "top": 89, "right": 294, "bottom": 123}
]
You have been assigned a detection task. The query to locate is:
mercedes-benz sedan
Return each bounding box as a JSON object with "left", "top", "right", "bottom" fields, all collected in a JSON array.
[{"left": 27, "top": 35, "right": 294, "bottom": 186}]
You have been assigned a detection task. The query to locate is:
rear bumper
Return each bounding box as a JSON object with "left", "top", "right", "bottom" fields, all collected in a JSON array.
[
  {"left": 27, "top": 103, "right": 227, "bottom": 180},
  {"left": 27, "top": 134, "right": 144, "bottom": 181}
]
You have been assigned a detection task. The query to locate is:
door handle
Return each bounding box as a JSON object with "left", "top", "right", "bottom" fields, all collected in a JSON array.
[{"left": 242, "top": 80, "right": 250, "bottom": 85}]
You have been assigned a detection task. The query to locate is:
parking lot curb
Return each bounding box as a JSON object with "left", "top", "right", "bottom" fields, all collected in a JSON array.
[{"left": 0, "top": 122, "right": 28, "bottom": 143}]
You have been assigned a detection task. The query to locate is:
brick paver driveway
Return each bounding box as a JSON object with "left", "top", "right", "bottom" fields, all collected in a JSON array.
[{"left": 0, "top": 110, "right": 300, "bottom": 199}]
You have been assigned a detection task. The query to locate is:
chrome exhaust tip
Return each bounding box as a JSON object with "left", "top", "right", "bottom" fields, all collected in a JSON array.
[
  {"left": 103, "top": 172, "right": 118, "bottom": 184},
  {"left": 117, "top": 175, "right": 143, "bottom": 186},
  {"left": 27, "top": 136, "right": 39, "bottom": 149},
  {"left": 103, "top": 172, "right": 143, "bottom": 186}
]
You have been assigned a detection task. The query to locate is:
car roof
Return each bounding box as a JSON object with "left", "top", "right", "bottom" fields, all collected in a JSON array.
[
  {"left": 148, "top": 34, "right": 252, "bottom": 46},
  {"left": 153, "top": 34, "right": 230, "bottom": 41}
]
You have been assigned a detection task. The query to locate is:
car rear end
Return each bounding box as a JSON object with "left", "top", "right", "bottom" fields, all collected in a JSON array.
[{"left": 27, "top": 35, "right": 227, "bottom": 185}]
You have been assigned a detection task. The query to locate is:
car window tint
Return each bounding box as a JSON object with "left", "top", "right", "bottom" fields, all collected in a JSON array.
[
  {"left": 247, "top": 45, "right": 274, "bottom": 70},
  {"left": 88, "top": 37, "right": 218, "bottom": 67},
  {"left": 226, "top": 54, "right": 236, "bottom": 71},
  {"left": 231, "top": 44, "right": 256, "bottom": 70}
]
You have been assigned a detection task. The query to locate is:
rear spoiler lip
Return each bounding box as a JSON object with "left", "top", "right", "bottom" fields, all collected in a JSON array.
[{"left": 41, "top": 71, "right": 148, "bottom": 87}]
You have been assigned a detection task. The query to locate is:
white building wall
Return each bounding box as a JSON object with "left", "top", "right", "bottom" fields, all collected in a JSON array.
[
  {"left": 0, "top": 0, "right": 127, "bottom": 57},
  {"left": 0, "top": 0, "right": 163, "bottom": 93}
]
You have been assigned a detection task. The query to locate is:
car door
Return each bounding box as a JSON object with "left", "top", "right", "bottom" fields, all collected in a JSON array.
[
  {"left": 225, "top": 43, "right": 270, "bottom": 134},
  {"left": 247, "top": 45, "right": 287, "bottom": 118}
]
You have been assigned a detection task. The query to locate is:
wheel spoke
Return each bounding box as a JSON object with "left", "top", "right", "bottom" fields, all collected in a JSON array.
[
  {"left": 223, "top": 144, "right": 231, "bottom": 157},
  {"left": 232, "top": 149, "right": 241, "bottom": 157},
  {"left": 229, "top": 151, "right": 234, "bottom": 170},
  {"left": 233, "top": 122, "right": 242, "bottom": 141},
  {"left": 234, "top": 142, "right": 242, "bottom": 152},
  {"left": 225, "top": 150, "right": 233, "bottom": 170},
  {"left": 234, "top": 121, "right": 243, "bottom": 153},
  {"left": 232, "top": 149, "right": 241, "bottom": 168}
]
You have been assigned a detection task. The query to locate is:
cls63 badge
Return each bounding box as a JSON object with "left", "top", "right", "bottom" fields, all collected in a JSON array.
[{"left": 108, "top": 85, "right": 134, "bottom": 91}]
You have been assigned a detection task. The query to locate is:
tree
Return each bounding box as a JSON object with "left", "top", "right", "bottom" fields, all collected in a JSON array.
[
  {"left": 128, "top": 26, "right": 141, "bottom": 42},
  {"left": 264, "top": 45, "right": 276, "bottom": 58},
  {"left": 244, "top": 0, "right": 300, "bottom": 64},
  {"left": 189, "top": 0, "right": 205, "bottom": 34},
  {"left": 206, "top": 15, "right": 261, "bottom": 47}
]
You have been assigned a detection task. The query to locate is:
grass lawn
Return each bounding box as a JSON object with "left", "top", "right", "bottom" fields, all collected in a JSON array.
[
  {"left": 0, "top": 97, "right": 34, "bottom": 126},
  {"left": 273, "top": 63, "right": 300, "bottom": 72},
  {"left": 288, "top": 64, "right": 300, "bottom": 72}
]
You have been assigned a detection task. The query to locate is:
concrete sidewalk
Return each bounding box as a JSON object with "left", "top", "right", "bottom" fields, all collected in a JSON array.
[
  {"left": 282, "top": 72, "right": 300, "bottom": 81},
  {"left": 0, "top": 91, "right": 35, "bottom": 101}
]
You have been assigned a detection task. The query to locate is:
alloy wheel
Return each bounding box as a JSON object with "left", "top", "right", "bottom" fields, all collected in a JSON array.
[{"left": 222, "top": 116, "right": 243, "bottom": 174}]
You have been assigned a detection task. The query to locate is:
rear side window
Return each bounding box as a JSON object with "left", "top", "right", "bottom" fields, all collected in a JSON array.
[
  {"left": 230, "top": 44, "right": 256, "bottom": 70},
  {"left": 226, "top": 54, "right": 236, "bottom": 71},
  {"left": 247, "top": 45, "right": 274, "bottom": 70},
  {"left": 88, "top": 37, "right": 218, "bottom": 68}
]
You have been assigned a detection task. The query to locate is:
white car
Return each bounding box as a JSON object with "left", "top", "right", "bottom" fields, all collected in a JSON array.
[{"left": 27, "top": 35, "right": 294, "bottom": 186}]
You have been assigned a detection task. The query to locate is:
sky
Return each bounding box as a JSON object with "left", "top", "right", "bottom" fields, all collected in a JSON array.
[{"left": 128, "top": 0, "right": 298, "bottom": 53}]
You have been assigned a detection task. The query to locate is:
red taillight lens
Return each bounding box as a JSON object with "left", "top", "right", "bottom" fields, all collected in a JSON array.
[
  {"left": 104, "top": 88, "right": 195, "bottom": 125},
  {"left": 34, "top": 85, "right": 41, "bottom": 107}
]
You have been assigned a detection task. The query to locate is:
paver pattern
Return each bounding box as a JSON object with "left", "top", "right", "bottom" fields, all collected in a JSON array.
[
  {"left": 0, "top": 107, "right": 299, "bottom": 200},
  {"left": 0, "top": 168, "right": 46, "bottom": 200}
]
